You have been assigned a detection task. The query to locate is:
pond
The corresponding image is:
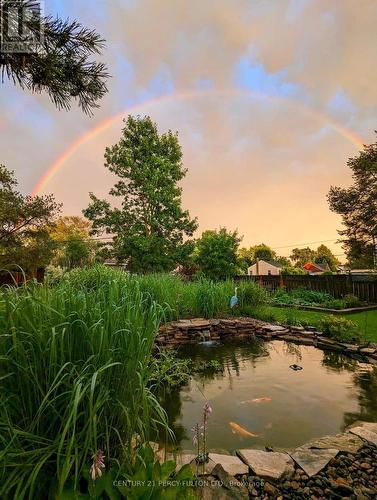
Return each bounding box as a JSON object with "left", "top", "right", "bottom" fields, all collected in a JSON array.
[{"left": 160, "top": 339, "right": 377, "bottom": 452}]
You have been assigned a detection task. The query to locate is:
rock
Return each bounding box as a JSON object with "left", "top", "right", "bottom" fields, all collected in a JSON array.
[
  {"left": 196, "top": 475, "right": 241, "bottom": 500},
  {"left": 348, "top": 422, "right": 377, "bottom": 447},
  {"left": 263, "top": 481, "right": 279, "bottom": 496},
  {"left": 209, "top": 453, "right": 249, "bottom": 476},
  {"left": 360, "top": 462, "right": 371, "bottom": 470},
  {"left": 290, "top": 448, "right": 339, "bottom": 477},
  {"left": 211, "top": 464, "right": 249, "bottom": 499},
  {"left": 290, "top": 480, "right": 300, "bottom": 490},
  {"left": 359, "top": 348, "right": 376, "bottom": 355},
  {"left": 302, "top": 433, "right": 363, "bottom": 454},
  {"left": 261, "top": 324, "right": 288, "bottom": 332},
  {"left": 237, "top": 449, "right": 294, "bottom": 481},
  {"left": 330, "top": 479, "right": 354, "bottom": 496}
]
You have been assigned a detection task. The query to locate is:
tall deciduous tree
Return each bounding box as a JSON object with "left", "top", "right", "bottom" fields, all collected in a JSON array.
[
  {"left": 49, "top": 216, "right": 94, "bottom": 268},
  {"left": 239, "top": 243, "right": 276, "bottom": 265},
  {"left": 328, "top": 138, "right": 377, "bottom": 269},
  {"left": 0, "top": 1, "right": 108, "bottom": 114},
  {"left": 84, "top": 116, "right": 198, "bottom": 272},
  {"left": 290, "top": 247, "right": 316, "bottom": 268},
  {"left": 0, "top": 165, "right": 60, "bottom": 272},
  {"left": 194, "top": 228, "right": 242, "bottom": 280},
  {"left": 315, "top": 244, "right": 340, "bottom": 271}
]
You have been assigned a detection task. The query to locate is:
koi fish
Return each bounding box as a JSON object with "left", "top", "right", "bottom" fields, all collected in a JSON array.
[
  {"left": 240, "top": 397, "right": 272, "bottom": 404},
  {"left": 252, "top": 397, "right": 272, "bottom": 403},
  {"left": 229, "top": 422, "right": 258, "bottom": 438}
]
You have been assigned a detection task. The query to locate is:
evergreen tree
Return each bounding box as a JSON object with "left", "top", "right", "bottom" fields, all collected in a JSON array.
[
  {"left": 328, "top": 137, "right": 377, "bottom": 269},
  {"left": 0, "top": 1, "right": 108, "bottom": 114}
]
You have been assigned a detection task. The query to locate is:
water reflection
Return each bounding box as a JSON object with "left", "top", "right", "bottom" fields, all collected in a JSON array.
[{"left": 160, "top": 339, "right": 377, "bottom": 452}]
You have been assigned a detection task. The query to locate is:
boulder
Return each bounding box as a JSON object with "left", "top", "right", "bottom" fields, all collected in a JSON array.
[{"left": 237, "top": 449, "right": 294, "bottom": 480}]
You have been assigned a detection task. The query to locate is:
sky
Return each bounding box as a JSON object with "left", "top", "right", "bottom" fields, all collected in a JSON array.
[{"left": 1, "top": 0, "right": 377, "bottom": 260}]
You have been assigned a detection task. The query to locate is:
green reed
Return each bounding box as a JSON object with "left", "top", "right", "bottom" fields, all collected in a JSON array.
[{"left": 0, "top": 265, "right": 268, "bottom": 497}]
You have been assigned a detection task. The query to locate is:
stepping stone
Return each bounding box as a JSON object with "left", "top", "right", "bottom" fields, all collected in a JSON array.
[
  {"left": 301, "top": 433, "right": 363, "bottom": 454},
  {"left": 237, "top": 449, "right": 294, "bottom": 480},
  {"left": 290, "top": 448, "right": 339, "bottom": 477},
  {"left": 348, "top": 422, "right": 377, "bottom": 447},
  {"left": 209, "top": 453, "right": 248, "bottom": 476}
]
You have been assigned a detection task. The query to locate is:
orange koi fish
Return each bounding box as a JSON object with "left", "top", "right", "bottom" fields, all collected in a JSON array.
[
  {"left": 229, "top": 422, "right": 258, "bottom": 438},
  {"left": 240, "top": 397, "right": 272, "bottom": 404}
]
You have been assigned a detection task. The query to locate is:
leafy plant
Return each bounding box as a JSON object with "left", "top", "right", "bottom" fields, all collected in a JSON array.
[
  {"left": 115, "top": 444, "right": 195, "bottom": 499},
  {"left": 150, "top": 349, "right": 192, "bottom": 388},
  {"left": 319, "top": 315, "right": 360, "bottom": 342}
]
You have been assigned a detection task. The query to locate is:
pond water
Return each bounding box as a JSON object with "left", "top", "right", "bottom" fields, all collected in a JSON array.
[{"left": 160, "top": 339, "right": 377, "bottom": 452}]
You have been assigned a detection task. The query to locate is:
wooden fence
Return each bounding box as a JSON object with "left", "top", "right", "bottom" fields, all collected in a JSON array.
[
  {"left": 235, "top": 274, "right": 377, "bottom": 303},
  {"left": 0, "top": 268, "right": 45, "bottom": 287}
]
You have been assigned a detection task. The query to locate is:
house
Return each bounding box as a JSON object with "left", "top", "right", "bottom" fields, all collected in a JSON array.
[
  {"left": 247, "top": 259, "right": 282, "bottom": 276},
  {"left": 303, "top": 261, "right": 330, "bottom": 275}
]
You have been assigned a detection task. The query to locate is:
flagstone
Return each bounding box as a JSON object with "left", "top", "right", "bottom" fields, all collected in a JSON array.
[
  {"left": 290, "top": 448, "right": 339, "bottom": 477},
  {"left": 237, "top": 449, "right": 294, "bottom": 480}
]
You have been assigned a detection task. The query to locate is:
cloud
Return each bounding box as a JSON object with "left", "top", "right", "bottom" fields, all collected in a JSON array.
[{"left": 1, "top": 0, "right": 376, "bottom": 261}]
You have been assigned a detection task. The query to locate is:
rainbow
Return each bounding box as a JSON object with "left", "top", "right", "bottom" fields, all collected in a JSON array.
[{"left": 32, "top": 89, "right": 365, "bottom": 196}]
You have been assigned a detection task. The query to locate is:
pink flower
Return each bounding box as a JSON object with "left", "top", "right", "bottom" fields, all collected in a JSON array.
[
  {"left": 203, "top": 402, "right": 212, "bottom": 417},
  {"left": 90, "top": 450, "right": 105, "bottom": 481}
]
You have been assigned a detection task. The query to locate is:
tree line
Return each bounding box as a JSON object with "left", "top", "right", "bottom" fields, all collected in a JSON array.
[{"left": 1, "top": 115, "right": 375, "bottom": 280}]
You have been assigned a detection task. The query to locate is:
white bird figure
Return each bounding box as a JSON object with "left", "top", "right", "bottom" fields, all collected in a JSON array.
[{"left": 230, "top": 286, "right": 238, "bottom": 308}]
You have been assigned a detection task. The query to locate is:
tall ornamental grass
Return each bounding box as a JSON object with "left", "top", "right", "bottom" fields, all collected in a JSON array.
[
  {"left": 0, "top": 265, "right": 268, "bottom": 497},
  {"left": 0, "top": 268, "right": 167, "bottom": 498}
]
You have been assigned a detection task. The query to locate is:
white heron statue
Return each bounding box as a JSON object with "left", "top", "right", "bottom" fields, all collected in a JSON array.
[{"left": 230, "top": 286, "right": 238, "bottom": 308}]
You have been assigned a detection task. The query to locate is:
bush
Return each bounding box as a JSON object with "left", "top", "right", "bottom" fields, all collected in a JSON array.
[
  {"left": 319, "top": 315, "right": 360, "bottom": 342},
  {"left": 343, "top": 294, "right": 362, "bottom": 308}
]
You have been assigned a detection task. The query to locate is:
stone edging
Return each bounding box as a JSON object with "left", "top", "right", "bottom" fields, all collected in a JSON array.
[
  {"left": 156, "top": 317, "right": 377, "bottom": 365},
  {"left": 156, "top": 423, "right": 377, "bottom": 499}
]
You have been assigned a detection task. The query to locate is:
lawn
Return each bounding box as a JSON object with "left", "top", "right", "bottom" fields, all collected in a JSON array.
[{"left": 249, "top": 305, "right": 377, "bottom": 343}]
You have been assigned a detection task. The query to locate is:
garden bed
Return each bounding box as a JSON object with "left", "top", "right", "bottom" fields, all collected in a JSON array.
[
  {"left": 273, "top": 302, "right": 377, "bottom": 314},
  {"left": 270, "top": 288, "right": 375, "bottom": 312}
]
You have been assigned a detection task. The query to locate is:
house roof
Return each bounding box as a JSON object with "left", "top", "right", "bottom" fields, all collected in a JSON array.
[
  {"left": 303, "top": 261, "right": 330, "bottom": 272},
  {"left": 250, "top": 259, "right": 283, "bottom": 268}
]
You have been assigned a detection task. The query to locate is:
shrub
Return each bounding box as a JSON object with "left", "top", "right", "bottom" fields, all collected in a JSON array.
[
  {"left": 343, "top": 294, "right": 362, "bottom": 308},
  {"left": 319, "top": 315, "right": 360, "bottom": 342}
]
